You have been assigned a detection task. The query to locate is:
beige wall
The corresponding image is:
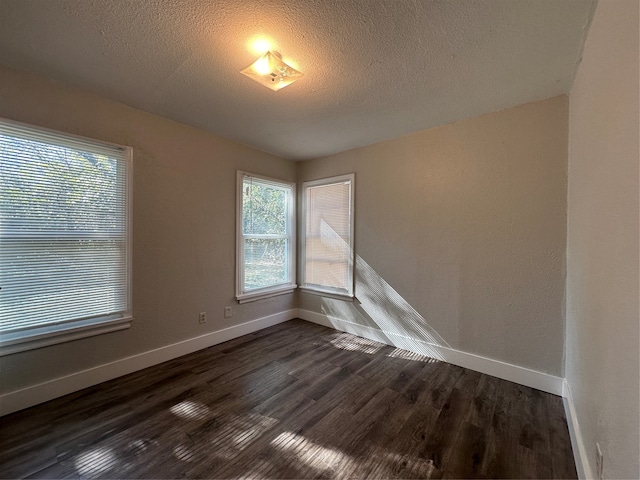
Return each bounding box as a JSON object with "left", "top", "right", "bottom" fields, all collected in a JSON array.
[
  {"left": 0, "top": 66, "right": 297, "bottom": 393},
  {"left": 566, "top": 0, "right": 640, "bottom": 478},
  {"left": 0, "top": 68, "right": 570, "bottom": 397},
  {"left": 299, "top": 96, "right": 569, "bottom": 376}
]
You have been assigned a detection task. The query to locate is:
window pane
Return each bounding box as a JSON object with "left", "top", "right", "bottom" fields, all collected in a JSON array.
[
  {"left": 244, "top": 238, "right": 288, "bottom": 290},
  {"left": 0, "top": 239, "right": 127, "bottom": 333},
  {"left": 1, "top": 135, "right": 125, "bottom": 235},
  {"left": 0, "top": 120, "right": 130, "bottom": 336},
  {"left": 236, "top": 172, "right": 295, "bottom": 300},
  {"left": 304, "top": 178, "right": 353, "bottom": 294},
  {"left": 242, "top": 179, "right": 287, "bottom": 235}
]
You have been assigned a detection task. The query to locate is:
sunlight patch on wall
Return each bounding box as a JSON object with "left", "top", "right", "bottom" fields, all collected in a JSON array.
[
  {"left": 355, "top": 254, "right": 450, "bottom": 348},
  {"left": 314, "top": 221, "right": 450, "bottom": 357},
  {"left": 386, "top": 348, "right": 439, "bottom": 363},
  {"left": 321, "top": 296, "right": 448, "bottom": 362}
]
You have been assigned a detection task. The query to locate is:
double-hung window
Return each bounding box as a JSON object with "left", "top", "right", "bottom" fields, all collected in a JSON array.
[
  {"left": 301, "top": 174, "right": 355, "bottom": 298},
  {"left": 236, "top": 171, "right": 296, "bottom": 303},
  {"left": 0, "top": 119, "right": 132, "bottom": 355}
]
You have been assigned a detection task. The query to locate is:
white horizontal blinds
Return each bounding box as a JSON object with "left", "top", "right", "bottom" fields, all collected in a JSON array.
[
  {"left": 304, "top": 179, "right": 353, "bottom": 294},
  {"left": 242, "top": 175, "right": 291, "bottom": 292},
  {"left": 0, "top": 121, "right": 129, "bottom": 334}
]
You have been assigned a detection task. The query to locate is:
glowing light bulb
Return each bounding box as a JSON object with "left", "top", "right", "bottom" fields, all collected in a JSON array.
[
  {"left": 250, "top": 38, "right": 271, "bottom": 55},
  {"left": 253, "top": 55, "right": 271, "bottom": 75},
  {"left": 241, "top": 51, "right": 303, "bottom": 91}
]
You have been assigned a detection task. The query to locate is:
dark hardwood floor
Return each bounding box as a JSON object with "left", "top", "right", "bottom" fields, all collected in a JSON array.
[{"left": 0, "top": 319, "right": 577, "bottom": 479}]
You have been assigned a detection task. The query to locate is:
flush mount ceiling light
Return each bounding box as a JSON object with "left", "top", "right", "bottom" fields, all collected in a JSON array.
[{"left": 241, "top": 51, "right": 303, "bottom": 91}]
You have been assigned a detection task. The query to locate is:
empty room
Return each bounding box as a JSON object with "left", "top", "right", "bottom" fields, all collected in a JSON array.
[{"left": 0, "top": 0, "right": 638, "bottom": 479}]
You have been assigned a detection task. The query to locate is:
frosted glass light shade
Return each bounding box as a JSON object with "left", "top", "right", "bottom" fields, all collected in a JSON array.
[{"left": 241, "top": 51, "right": 303, "bottom": 91}]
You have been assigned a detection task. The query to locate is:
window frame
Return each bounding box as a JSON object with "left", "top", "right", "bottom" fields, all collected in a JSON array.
[
  {"left": 300, "top": 173, "right": 355, "bottom": 299},
  {"left": 235, "top": 171, "right": 296, "bottom": 303},
  {"left": 0, "top": 117, "right": 133, "bottom": 356}
]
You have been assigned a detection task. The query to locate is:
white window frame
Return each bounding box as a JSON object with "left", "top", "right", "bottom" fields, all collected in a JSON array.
[
  {"left": 0, "top": 118, "right": 132, "bottom": 356},
  {"left": 300, "top": 173, "right": 355, "bottom": 299},
  {"left": 236, "top": 171, "right": 296, "bottom": 303}
]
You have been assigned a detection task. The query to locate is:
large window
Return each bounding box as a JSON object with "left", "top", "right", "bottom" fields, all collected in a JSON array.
[
  {"left": 301, "top": 174, "right": 354, "bottom": 297},
  {"left": 0, "top": 119, "right": 132, "bottom": 355},
  {"left": 236, "top": 171, "right": 296, "bottom": 303}
]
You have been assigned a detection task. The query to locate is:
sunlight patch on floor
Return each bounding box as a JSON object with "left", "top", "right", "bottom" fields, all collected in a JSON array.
[
  {"left": 170, "top": 400, "right": 211, "bottom": 420},
  {"left": 330, "top": 333, "right": 383, "bottom": 354},
  {"left": 173, "top": 444, "right": 198, "bottom": 463},
  {"left": 200, "top": 412, "right": 278, "bottom": 460},
  {"left": 270, "top": 431, "right": 348, "bottom": 473},
  {"left": 74, "top": 447, "right": 117, "bottom": 476},
  {"left": 358, "top": 442, "right": 440, "bottom": 478}
]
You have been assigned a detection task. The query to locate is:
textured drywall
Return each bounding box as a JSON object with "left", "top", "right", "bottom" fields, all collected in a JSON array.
[
  {"left": 298, "top": 96, "right": 568, "bottom": 376},
  {"left": 0, "top": 0, "right": 595, "bottom": 159},
  {"left": 0, "top": 65, "right": 297, "bottom": 393},
  {"left": 565, "top": 0, "right": 640, "bottom": 478}
]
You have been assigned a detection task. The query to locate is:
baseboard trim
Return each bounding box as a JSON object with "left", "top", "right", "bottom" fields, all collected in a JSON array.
[
  {"left": 0, "top": 309, "right": 297, "bottom": 416},
  {"left": 296, "top": 308, "right": 564, "bottom": 396},
  {"left": 0, "top": 307, "right": 566, "bottom": 415},
  {"left": 563, "top": 380, "right": 593, "bottom": 480}
]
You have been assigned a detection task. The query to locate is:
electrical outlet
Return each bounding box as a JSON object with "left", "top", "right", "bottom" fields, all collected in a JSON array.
[
  {"left": 199, "top": 312, "right": 207, "bottom": 324},
  {"left": 224, "top": 306, "right": 232, "bottom": 318},
  {"left": 596, "top": 442, "right": 604, "bottom": 480}
]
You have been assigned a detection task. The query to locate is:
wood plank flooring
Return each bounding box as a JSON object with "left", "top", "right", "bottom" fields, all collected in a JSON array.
[{"left": 0, "top": 319, "right": 577, "bottom": 479}]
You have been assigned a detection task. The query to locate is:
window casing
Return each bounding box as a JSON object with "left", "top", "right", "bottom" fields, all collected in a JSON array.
[
  {"left": 236, "top": 171, "right": 296, "bottom": 303},
  {"left": 0, "top": 118, "right": 132, "bottom": 355},
  {"left": 300, "top": 174, "right": 354, "bottom": 298}
]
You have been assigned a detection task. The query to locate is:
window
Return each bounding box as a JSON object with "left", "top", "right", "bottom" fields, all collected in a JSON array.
[
  {"left": 301, "top": 174, "right": 354, "bottom": 298},
  {"left": 236, "top": 171, "right": 296, "bottom": 303},
  {"left": 0, "top": 119, "right": 132, "bottom": 355}
]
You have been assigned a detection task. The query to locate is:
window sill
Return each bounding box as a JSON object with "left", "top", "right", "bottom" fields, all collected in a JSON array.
[
  {"left": 236, "top": 286, "right": 297, "bottom": 304},
  {"left": 0, "top": 316, "right": 132, "bottom": 356},
  {"left": 298, "top": 287, "right": 355, "bottom": 302}
]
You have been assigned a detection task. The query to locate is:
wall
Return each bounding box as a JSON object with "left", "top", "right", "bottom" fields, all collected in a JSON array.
[
  {"left": 0, "top": 65, "right": 297, "bottom": 395},
  {"left": 299, "top": 96, "right": 568, "bottom": 377},
  {"left": 565, "top": 0, "right": 640, "bottom": 478}
]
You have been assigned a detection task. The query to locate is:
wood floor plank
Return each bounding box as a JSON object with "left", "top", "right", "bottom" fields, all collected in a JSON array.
[
  {"left": 0, "top": 319, "right": 577, "bottom": 479},
  {"left": 448, "top": 421, "right": 487, "bottom": 479},
  {"left": 419, "top": 387, "right": 473, "bottom": 471}
]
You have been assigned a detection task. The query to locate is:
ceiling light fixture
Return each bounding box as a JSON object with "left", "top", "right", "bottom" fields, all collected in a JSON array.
[{"left": 241, "top": 51, "right": 303, "bottom": 91}]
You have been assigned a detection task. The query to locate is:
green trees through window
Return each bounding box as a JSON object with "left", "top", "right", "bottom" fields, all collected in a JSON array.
[{"left": 237, "top": 172, "right": 295, "bottom": 301}]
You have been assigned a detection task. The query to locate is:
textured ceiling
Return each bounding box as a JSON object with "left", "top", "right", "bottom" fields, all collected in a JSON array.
[{"left": 0, "top": 0, "right": 596, "bottom": 160}]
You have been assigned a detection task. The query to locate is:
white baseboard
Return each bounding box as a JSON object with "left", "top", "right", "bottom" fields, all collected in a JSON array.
[
  {"left": 563, "top": 380, "right": 593, "bottom": 480},
  {"left": 0, "top": 307, "right": 565, "bottom": 415},
  {"left": 0, "top": 309, "right": 297, "bottom": 416},
  {"left": 297, "top": 308, "right": 564, "bottom": 396}
]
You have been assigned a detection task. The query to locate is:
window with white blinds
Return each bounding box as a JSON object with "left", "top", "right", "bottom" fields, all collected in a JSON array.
[
  {"left": 0, "top": 119, "right": 132, "bottom": 354},
  {"left": 301, "top": 174, "right": 354, "bottom": 297},
  {"left": 236, "top": 171, "right": 296, "bottom": 303}
]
